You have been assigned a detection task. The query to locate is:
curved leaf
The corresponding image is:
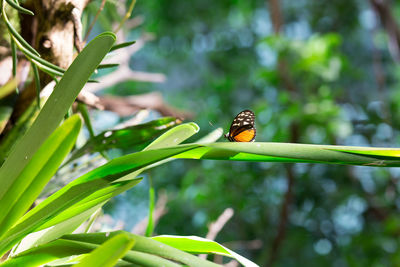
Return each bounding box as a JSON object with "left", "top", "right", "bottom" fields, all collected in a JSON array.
[
  {"left": 63, "top": 232, "right": 220, "bottom": 267},
  {"left": 1, "top": 1, "right": 39, "bottom": 56},
  {"left": 3, "top": 233, "right": 194, "bottom": 267},
  {"left": 0, "top": 145, "right": 197, "bottom": 255},
  {"left": 73, "top": 233, "right": 135, "bottom": 267},
  {"left": 153, "top": 235, "right": 258, "bottom": 267},
  {"left": 4, "top": 0, "right": 34, "bottom": 15}
]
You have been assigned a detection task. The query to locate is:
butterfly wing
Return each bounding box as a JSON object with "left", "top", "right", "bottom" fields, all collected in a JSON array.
[
  {"left": 232, "top": 127, "right": 256, "bottom": 142},
  {"left": 227, "top": 110, "right": 256, "bottom": 142}
]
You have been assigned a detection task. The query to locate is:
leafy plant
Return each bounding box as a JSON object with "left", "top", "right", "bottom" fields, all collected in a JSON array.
[
  {"left": 0, "top": 23, "right": 257, "bottom": 266},
  {"left": 1, "top": 33, "right": 399, "bottom": 263},
  {"left": 2, "top": 1, "right": 400, "bottom": 266}
]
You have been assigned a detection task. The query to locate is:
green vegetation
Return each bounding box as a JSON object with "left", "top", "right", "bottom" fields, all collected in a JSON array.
[{"left": 1, "top": 0, "right": 400, "bottom": 266}]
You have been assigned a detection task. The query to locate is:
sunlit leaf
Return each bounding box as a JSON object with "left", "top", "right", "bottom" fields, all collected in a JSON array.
[
  {"left": 4, "top": 231, "right": 219, "bottom": 267},
  {"left": 153, "top": 235, "right": 259, "bottom": 267},
  {"left": 173, "top": 142, "right": 400, "bottom": 166},
  {"left": 0, "top": 115, "right": 82, "bottom": 238},
  {"left": 0, "top": 32, "right": 116, "bottom": 202},
  {"left": 63, "top": 231, "right": 221, "bottom": 267},
  {"left": 73, "top": 233, "right": 135, "bottom": 267}
]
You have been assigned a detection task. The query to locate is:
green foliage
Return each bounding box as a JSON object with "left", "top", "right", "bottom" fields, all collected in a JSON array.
[
  {"left": 0, "top": 20, "right": 251, "bottom": 264},
  {"left": 2, "top": 231, "right": 229, "bottom": 267},
  {"left": 0, "top": 32, "right": 116, "bottom": 198},
  {"left": 73, "top": 233, "right": 135, "bottom": 267},
  {"left": 125, "top": 0, "right": 400, "bottom": 265},
  {"left": 152, "top": 235, "right": 258, "bottom": 267},
  {"left": 0, "top": 115, "right": 82, "bottom": 238},
  {"left": 67, "top": 117, "right": 182, "bottom": 164},
  {"left": 3, "top": 0, "right": 400, "bottom": 266}
]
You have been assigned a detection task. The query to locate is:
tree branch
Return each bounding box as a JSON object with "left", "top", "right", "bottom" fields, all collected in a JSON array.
[
  {"left": 206, "top": 208, "right": 234, "bottom": 241},
  {"left": 98, "top": 92, "right": 193, "bottom": 119},
  {"left": 10, "top": 0, "right": 91, "bottom": 123},
  {"left": 84, "top": 34, "right": 166, "bottom": 93},
  {"left": 199, "top": 208, "right": 234, "bottom": 260},
  {"left": 369, "top": 0, "right": 400, "bottom": 62}
]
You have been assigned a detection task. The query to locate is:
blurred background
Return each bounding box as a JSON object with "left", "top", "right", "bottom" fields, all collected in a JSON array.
[{"left": 83, "top": 0, "right": 400, "bottom": 265}]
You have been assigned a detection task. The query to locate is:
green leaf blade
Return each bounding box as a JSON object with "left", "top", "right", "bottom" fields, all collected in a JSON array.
[
  {"left": 0, "top": 32, "right": 116, "bottom": 201},
  {"left": 4, "top": 0, "right": 34, "bottom": 15},
  {"left": 153, "top": 235, "right": 259, "bottom": 267},
  {"left": 174, "top": 142, "right": 400, "bottom": 166},
  {"left": 110, "top": 40, "right": 136, "bottom": 51},
  {"left": 62, "top": 232, "right": 221, "bottom": 267},
  {"left": 73, "top": 233, "right": 135, "bottom": 267},
  {"left": 0, "top": 146, "right": 197, "bottom": 255},
  {"left": 0, "top": 115, "right": 82, "bottom": 237}
]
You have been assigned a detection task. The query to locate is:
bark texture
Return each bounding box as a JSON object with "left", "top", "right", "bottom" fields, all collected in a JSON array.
[{"left": 10, "top": 0, "right": 90, "bottom": 121}]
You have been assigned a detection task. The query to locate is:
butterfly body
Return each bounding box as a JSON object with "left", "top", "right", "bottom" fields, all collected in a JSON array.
[{"left": 225, "top": 110, "right": 256, "bottom": 142}]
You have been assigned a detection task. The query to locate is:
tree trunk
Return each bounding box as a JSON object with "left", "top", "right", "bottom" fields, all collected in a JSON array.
[{"left": 9, "top": 0, "right": 90, "bottom": 122}]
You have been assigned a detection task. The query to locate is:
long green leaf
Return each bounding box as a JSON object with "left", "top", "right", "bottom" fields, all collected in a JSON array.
[
  {"left": 120, "top": 250, "right": 181, "bottom": 267},
  {"left": 21, "top": 147, "right": 195, "bottom": 222},
  {"left": 115, "top": 122, "right": 200, "bottom": 182},
  {"left": 153, "top": 235, "right": 258, "bottom": 267},
  {"left": 12, "top": 204, "right": 104, "bottom": 256},
  {"left": 30, "top": 56, "right": 65, "bottom": 76},
  {"left": 97, "top": 63, "right": 119, "bottom": 69},
  {"left": 29, "top": 122, "right": 200, "bottom": 248},
  {"left": 110, "top": 40, "right": 136, "bottom": 51},
  {"left": 0, "top": 115, "right": 82, "bottom": 237},
  {"left": 0, "top": 146, "right": 196, "bottom": 255},
  {"left": 2, "top": 239, "right": 100, "bottom": 267},
  {"left": 1, "top": 123, "right": 199, "bottom": 256},
  {"left": 0, "top": 98, "right": 42, "bottom": 165},
  {"left": 6, "top": 139, "right": 397, "bottom": 256},
  {"left": 63, "top": 232, "right": 220, "bottom": 267},
  {"left": 4, "top": 0, "right": 34, "bottom": 15},
  {"left": 145, "top": 176, "right": 154, "bottom": 237},
  {"left": 77, "top": 103, "right": 95, "bottom": 138},
  {"left": 8, "top": 36, "right": 66, "bottom": 77},
  {"left": 0, "top": 32, "right": 116, "bottom": 200},
  {"left": 31, "top": 63, "right": 41, "bottom": 107},
  {"left": 35, "top": 179, "right": 142, "bottom": 232},
  {"left": 73, "top": 233, "right": 135, "bottom": 267},
  {"left": 1, "top": 6, "right": 66, "bottom": 76},
  {"left": 10, "top": 38, "right": 18, "bottom": 94},
  {"left": 143, "top": 121, "right": 196, "bottom": 150},
  {"left": 4, "top": 235, "right": 183, "bottom": 267},
  {"left": 173, "top": 142, "right": 400, "bottom": 166},
  {"left": 1, "top": 1, "right": 39, "bottom": 56}
]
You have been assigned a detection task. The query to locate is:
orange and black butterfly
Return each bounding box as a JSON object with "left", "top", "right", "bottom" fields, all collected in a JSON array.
[{"left": 224, "top": 110, "right": 256, "bottom": 142}]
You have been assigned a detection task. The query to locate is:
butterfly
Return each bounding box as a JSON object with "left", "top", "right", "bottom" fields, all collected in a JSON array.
[{"left": 224, "top": 109, "right": 256, "bottom": 142}]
